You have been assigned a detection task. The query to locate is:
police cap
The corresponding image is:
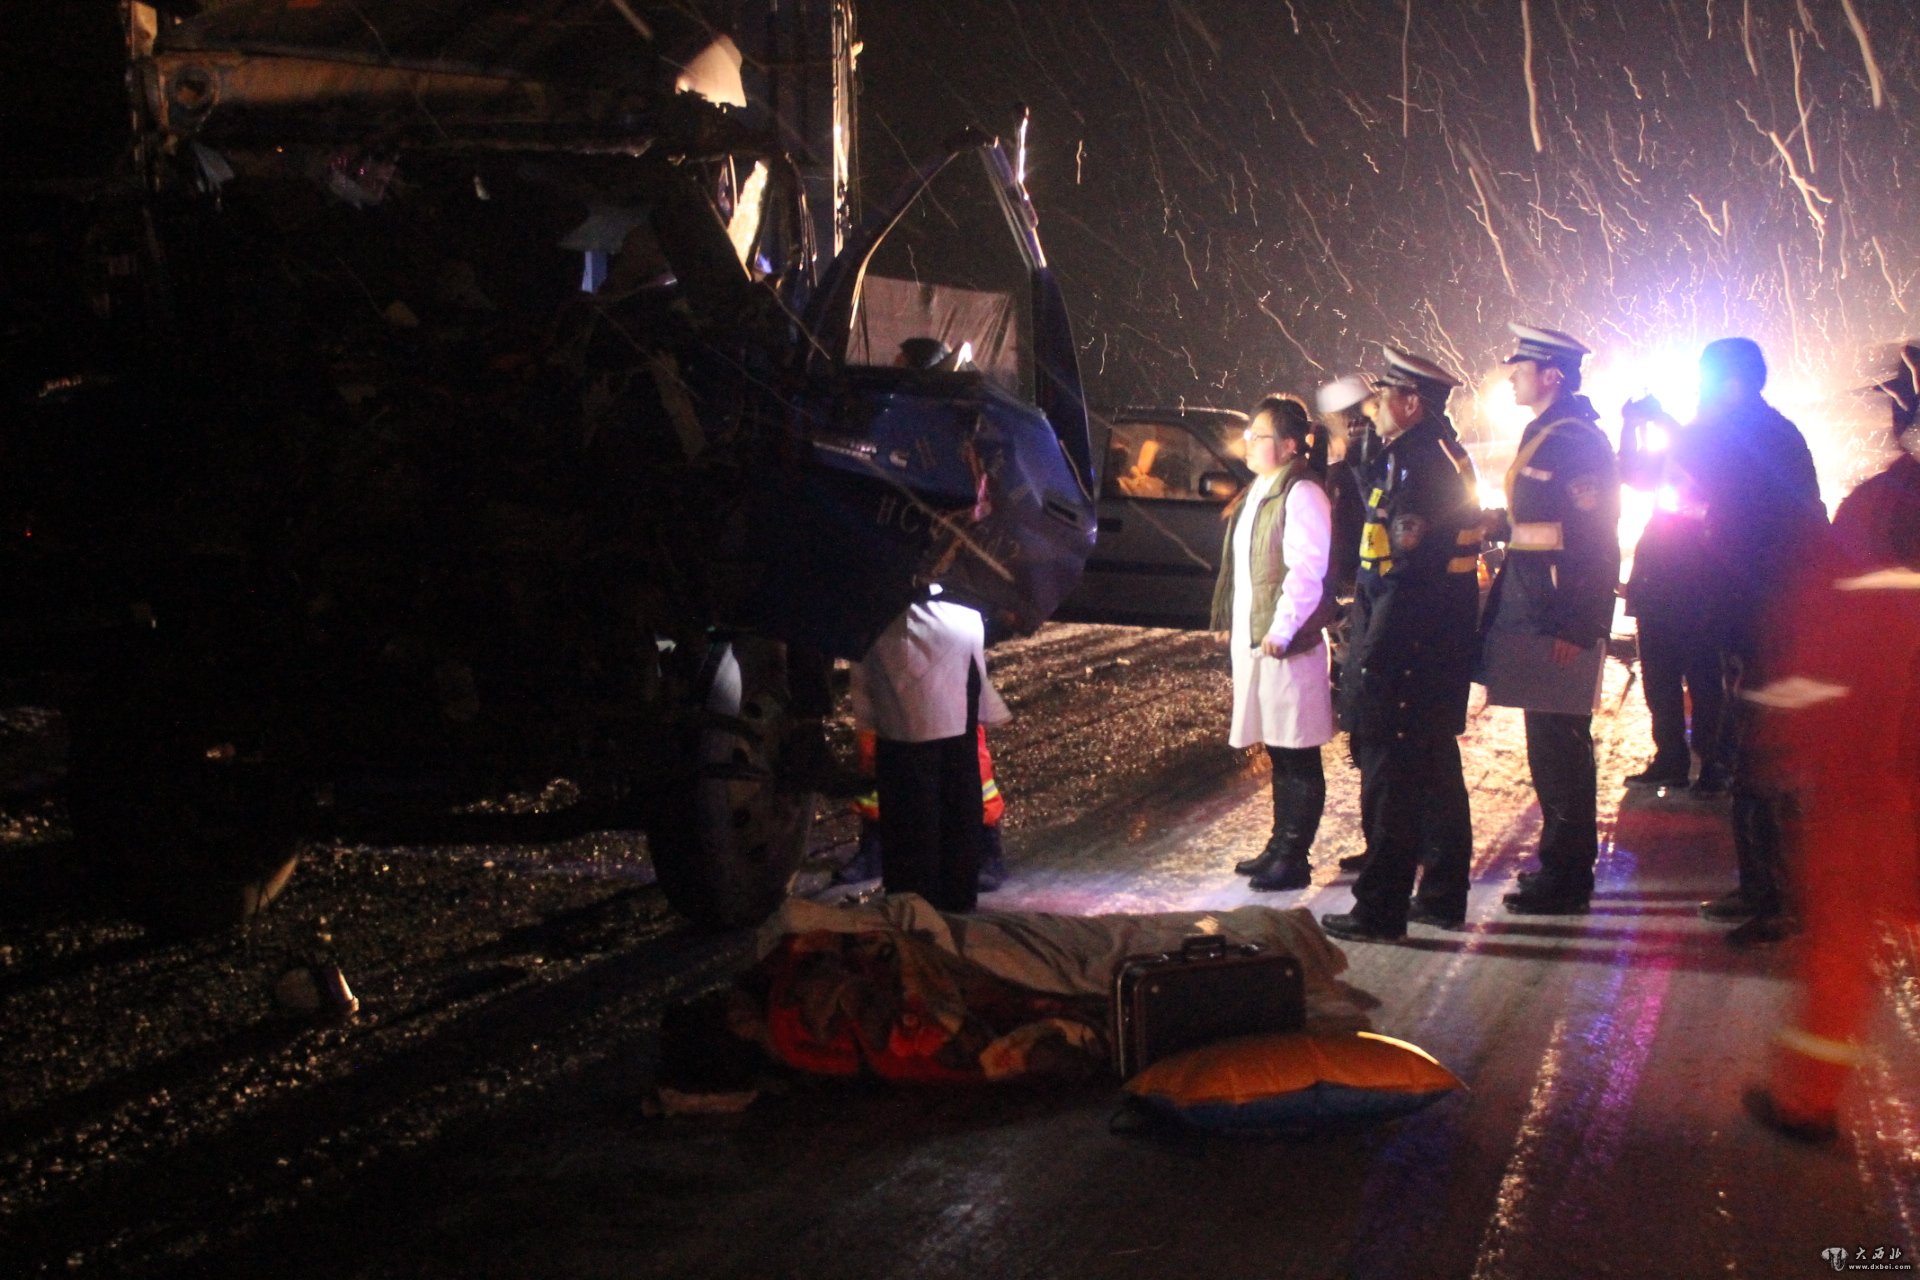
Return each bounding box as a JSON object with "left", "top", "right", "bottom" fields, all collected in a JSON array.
[
  {"left": 1503, "top": 322, "right": 1591, "bottom": 371},
  {"left": 1371, "top": 348, "right": 1461, "bottom": 406},
  {"left": 1315, "top": 374, "right": 1372, "bottom": 417}
]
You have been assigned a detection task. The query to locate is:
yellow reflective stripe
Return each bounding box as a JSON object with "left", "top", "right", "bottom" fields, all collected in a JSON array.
[
  {"left": 981, "top": 779, "right": 1001, "bottom": 803},
  {"left": 1455, "top": 527, "right": 1482, "bottom": 546},
  {"left": 1504, "top": 418, "right": 1569, "bottom": 508},
  {"left": 1510, "top": 520, "right": 1564, "bottom": 551},
  {"left": 1836, "top": 568, "right": 1920, "bottom": 591},
  {"left": 1368, "top": 487, "right": 1384, "bottom": 506},
  {"left": 1361, "top": 522, "right": 1392, "bottom": 560},
  {"left": 1448, "top": 555, "right": 1479, "bottom": 573},
  {"left": 1776, "top": 1026, "right": 1864, "bottom": 1066}
]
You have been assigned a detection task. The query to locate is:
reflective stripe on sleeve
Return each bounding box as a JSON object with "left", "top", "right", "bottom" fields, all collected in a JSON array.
[
  {"left": 1836, "top": 568, "right": 1920, "bottom": 591},
  {"left": 1775, "top": 1025, "right": 1864, "bottom": 1066},
  {"left": 1742, "top": 676, "right": 1850, "bottom": 709},
  {"left": 1509, "top": 520, "right": 1564, "bottom": 551},
  {"left": 1448, "top": 555, "right": 1479, "bottom": 574},
  {"left": 1456, "top": 527, "right": 1482, "bottom": 546}
]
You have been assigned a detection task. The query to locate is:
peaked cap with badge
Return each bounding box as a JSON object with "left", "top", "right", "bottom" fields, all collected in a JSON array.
[
  {"left": 1371, "top": 348, "right": 1461, "bottom": 407},
  {"left": 1503, "top": 323, "right": 1591, "bottom": 372}
]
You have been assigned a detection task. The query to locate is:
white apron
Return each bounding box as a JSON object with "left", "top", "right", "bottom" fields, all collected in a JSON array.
[{"left": 1228, "top": 473, "right": 1336, "bottom": 750}]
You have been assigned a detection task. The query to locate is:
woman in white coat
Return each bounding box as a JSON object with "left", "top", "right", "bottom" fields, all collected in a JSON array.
[{"left": 1209, "top": 396, "right": 1339, "bottom": 890}]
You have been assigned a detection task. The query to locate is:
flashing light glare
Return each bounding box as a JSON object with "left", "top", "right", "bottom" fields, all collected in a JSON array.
[
  {"left": 1589, "top": 347, "right": 1702, "bottom": 426},
  {"left": 956, "top": 340, "right": 975, "bottom": 368},
  {"left": 1642, "top": 423, "right": 1671, "bottom": 454},
  {"left": 1477, "top": 480, "right": 1508, "bottom": 514},
  {"left": 1655, "top": 483, "right": 1683, "bottom": 513},
  {"left": 1616, "top": 485, "right": 1656, "bottom": 580}
]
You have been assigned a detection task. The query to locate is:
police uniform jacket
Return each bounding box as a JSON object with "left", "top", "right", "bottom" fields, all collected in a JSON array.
[
  {"left": 1338, "top": 414, "right": 1482, "bottom": 739},
  {"left": 1483, "top": 393, "right": 1621, "bottom": 649}
]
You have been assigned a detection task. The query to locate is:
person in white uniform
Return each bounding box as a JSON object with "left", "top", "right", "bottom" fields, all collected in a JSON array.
[
  {"left": 850, "top": 589, "right": 1011, "bottom": 913},
  {"left": 1209, "top": 396, "right": 1340, "bottom": 890}
]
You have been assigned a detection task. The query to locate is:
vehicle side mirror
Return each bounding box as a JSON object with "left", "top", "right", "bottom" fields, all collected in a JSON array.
[{"left": 1198, "top": 471, "right": 1239, "bottom": 501}]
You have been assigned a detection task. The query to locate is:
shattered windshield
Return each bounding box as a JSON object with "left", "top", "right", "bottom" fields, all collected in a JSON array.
[{"left": 848, "top": 155, "right": 1037, "bottom": 400}]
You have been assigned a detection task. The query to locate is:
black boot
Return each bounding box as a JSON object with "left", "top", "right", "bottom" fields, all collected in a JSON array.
[
  {"left": 1234, "top": 838, "right": 1286, "bottom": 877},
  {"left": 977, "top": 824, "right": 1009, "bottom": 892},
  {"left": 1245, "top": 746, "right": 1325, "bottom": 890},
  {"left": 1249, "top": 854, "right": 1311, "bottom": 891}
]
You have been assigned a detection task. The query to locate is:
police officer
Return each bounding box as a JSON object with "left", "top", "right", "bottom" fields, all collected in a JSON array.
[
  {"left": 1483, "top": 324, "right": 1622, "bottom": 915},
  {"left": 1321, "top": 349, "right": 1483, "bottom": 943},
  {"left": 1317, "top": 375, "right": 1379, "bottom": 599}
]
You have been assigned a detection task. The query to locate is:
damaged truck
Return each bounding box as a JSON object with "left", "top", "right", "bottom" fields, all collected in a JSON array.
[{"left": 0, "top": 1, "right": 1094, "bottom": 931}]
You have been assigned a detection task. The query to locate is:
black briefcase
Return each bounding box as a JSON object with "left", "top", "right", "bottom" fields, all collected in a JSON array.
[{"left": 1111, "top": 935, "right": 1305, "bottom": 1078}]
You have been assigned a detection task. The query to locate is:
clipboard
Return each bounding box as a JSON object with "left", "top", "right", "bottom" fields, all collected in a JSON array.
[{"left": 1480, "top": 629, "right": 1606, "bottom": 715}]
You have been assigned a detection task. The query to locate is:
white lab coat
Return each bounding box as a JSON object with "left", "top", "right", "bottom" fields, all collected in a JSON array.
[
  {"left": 1228, "top": 474, "right": 1336, "bottom": 750},
  {"left": 851, "top": 597, "right": 1011, "bottom": 743}
]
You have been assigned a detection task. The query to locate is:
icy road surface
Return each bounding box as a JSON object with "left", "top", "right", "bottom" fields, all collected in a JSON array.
[{"left": 1, "top": 623, "right": 1915, "bottom": 1279}]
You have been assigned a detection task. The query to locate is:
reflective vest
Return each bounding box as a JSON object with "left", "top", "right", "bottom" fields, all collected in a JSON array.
[{"left": 850, "top": 726, "right": 1004, "bottom": 826}]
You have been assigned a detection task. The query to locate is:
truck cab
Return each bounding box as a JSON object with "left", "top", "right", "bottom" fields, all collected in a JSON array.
[{"left": 0, "top": 1, "right": 1091, "bottom": 931}]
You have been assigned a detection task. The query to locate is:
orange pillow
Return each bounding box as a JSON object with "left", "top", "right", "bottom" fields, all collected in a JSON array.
[{"left": 1124, "top": 1031, "right": 1463, "bottom": 1134}]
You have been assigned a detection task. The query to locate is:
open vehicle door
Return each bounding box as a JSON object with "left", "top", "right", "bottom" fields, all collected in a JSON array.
[{"left": 746, "top": 123, "right": 1097, "bottom": 657}]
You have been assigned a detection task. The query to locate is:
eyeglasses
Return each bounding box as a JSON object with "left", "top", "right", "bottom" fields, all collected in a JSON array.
[{"left": 1243, "top": 431, "right": 1279, "bottom": 443}]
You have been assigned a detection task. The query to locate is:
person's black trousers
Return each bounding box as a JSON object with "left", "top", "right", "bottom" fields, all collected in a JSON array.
[
  {"left": 1352, "top": 732, "right": 1473, "bottom": 929},
  {"left": 1526, "top": 709, "right": 1598, "bottom": 900},
  {"left": 1266, "top": 744, "right": 1326, "bottom": 858},
  {"left": 1415, "top": 734, "right": 1474, "bottom": 918},
  {"left": 875, "top": 734, "right": 983, "bottom": 912},
  {"left": 873, "top": 664, "right": 984, "bottom": 914},
  {"left": 1638, "top": 621, "right": 1726, "bottom": 774},
  {"left": 1723, "top": 693, "right": 1788, "bottom": 917}
]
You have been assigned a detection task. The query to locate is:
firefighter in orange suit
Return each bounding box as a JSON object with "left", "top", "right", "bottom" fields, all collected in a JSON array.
[{"left": 1745, "top": 343, "right": 1920, "bottom": 1142}]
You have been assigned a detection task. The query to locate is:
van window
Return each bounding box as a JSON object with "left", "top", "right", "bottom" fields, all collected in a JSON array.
[{"left": 1104, "top": 421, "right": 1237, "bottom": 502}]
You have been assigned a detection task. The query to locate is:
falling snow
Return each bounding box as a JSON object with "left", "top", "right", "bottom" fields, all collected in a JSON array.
[{"left": 862, "top": 0, "right": 1920, "bottom": 492}]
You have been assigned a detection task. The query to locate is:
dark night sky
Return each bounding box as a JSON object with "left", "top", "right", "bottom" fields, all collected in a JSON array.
[{"left": 857, "top": 0, "right": 1920, "bottom": 487}]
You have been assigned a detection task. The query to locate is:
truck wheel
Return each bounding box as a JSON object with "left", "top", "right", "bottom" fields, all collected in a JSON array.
[{"left": 648, "top": 636, "right": 815, "bottom": 930}]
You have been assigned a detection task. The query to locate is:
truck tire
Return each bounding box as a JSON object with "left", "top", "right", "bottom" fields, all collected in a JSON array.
[{"left": 647, "top": 636, "right": 814, "bottom": 930}]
